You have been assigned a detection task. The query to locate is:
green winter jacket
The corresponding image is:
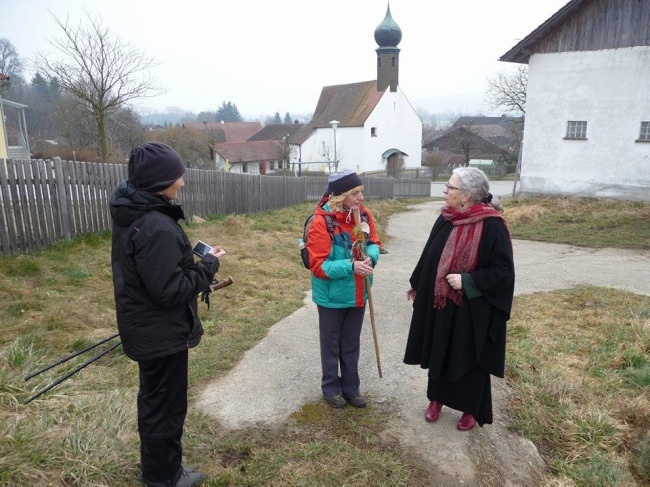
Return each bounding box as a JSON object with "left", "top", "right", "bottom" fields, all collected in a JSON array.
[{"left": 307, "top": 202, "right": 381, "bottom": 308}]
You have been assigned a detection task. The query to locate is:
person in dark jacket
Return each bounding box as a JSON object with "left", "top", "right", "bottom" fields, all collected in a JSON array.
[
  {"left": 403, "top": 167, "right": 514, "bottom": 431},
  {"left": 110, "top": 142, "right": 226, "bottom": 487}
]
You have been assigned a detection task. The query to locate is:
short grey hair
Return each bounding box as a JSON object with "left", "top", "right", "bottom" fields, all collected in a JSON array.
[{"left": 452, "top": 167, "right": 503, "bottom": 212}]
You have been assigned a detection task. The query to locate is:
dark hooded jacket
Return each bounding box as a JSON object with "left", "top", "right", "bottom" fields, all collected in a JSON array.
[{"left": 109, "top": 181, "right": 219, "bottom": 362}]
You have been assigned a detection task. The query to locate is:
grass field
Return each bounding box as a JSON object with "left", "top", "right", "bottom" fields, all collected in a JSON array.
[{"left": 0, "top": 196, "right": 648, "bottom": 486}]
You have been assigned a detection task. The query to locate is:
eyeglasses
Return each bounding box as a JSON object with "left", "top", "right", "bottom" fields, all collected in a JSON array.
[{"left": 444, "top": 183, "right": 461, "bottom": 191}]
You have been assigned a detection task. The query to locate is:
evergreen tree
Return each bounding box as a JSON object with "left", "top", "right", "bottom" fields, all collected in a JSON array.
[{"left": 215, "top": 101, "right": 242, "bottom": 122}]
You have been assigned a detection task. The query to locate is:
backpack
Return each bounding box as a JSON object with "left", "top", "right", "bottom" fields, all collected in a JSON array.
[
  {"left": 299, "top": 211, "right": 367, "bottom": 269},
  {"left": 299, "top": 214, "right": 338, "bottom": 269}
]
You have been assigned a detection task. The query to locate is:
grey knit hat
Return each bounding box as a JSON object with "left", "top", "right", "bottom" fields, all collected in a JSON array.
[
  {"left": 128, "top": 142, "right": 185, "bottom": 193},
  {"left": 327, "top": 169, "right": 363, "bottom": 196}
]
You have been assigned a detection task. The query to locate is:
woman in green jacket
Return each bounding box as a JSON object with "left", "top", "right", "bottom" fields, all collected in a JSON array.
[{"left": 306, "top": 170, "right": 381, "bottom": 409}]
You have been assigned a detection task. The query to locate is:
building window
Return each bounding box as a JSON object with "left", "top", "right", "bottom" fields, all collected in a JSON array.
[
  {"left": 371, "top": 127, "right": 377, "bottom": 137},
  {"left": 565, "top": 121, "right": 587, "bottom": 139},
  {"left": 269, "top": 161, "right": 275, "bottom": 170},
  {"left": 638, "top": 121, "right": 650, "bottom": 142},
  {"left": 242, "top": 162, "right": 248, "bottom": 173}
]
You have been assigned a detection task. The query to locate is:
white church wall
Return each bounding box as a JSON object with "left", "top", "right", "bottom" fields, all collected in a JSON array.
[{"left": 361, "top": 89, "right": 422, "bottom": 173}]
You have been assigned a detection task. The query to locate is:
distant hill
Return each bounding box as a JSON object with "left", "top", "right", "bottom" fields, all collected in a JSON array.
[
  {"left": 412, "top": 92, "right": 509, "bottom": 120},
  {"left": 138, "top": 112, "right": 194, "bottom": 126},
  {"left": 137, "top": 109, "right": 314, "bottom": 126}
]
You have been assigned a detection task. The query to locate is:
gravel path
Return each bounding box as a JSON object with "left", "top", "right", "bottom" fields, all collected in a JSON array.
[{"left": 197, "top": 188, "right": 650, "bottom": 486}]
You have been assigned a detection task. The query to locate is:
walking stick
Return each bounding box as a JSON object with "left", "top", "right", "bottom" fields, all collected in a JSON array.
[
  {"left": 23, "top": 277, "right": 235, "bottom": 404},
  {"left": 24, "top": 333, "right": 120, "bottom": 381},
  {"left": 23, "top": 341, "right": 122, "bottom": 404},
  {"left": 353, "top": 208, "right": 383, "bottom": 378}
]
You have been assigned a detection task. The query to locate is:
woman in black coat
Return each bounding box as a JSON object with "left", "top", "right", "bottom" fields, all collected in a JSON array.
[
  {"left": 110, "top": 142, "right": 226, "bottom": 487},
  {"left": 404, "top": 167, "right": 514, "bottom": 431}
]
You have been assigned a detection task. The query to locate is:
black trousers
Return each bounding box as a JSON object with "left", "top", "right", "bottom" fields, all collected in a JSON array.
[{"left": 137, "top": 350, "right": 188, "bottom": 486}]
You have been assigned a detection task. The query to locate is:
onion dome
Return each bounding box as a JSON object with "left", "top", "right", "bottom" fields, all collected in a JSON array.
[{"left": 374, "top": 4, "right": 402, "bottom": 48}]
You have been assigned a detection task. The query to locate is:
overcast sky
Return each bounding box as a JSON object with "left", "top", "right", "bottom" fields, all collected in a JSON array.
[{"left": 3, "top": 0, "right": 569, "bottom": 120}]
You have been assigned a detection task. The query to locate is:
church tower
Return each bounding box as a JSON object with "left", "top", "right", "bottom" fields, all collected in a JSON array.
[{"left": 374, "top": 4, "right": 402, "bottom": 92}]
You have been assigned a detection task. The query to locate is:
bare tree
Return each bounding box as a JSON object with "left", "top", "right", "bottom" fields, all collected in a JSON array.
[
  {"left": 0, "top": 38, "right": 23, "bottom": 78},
  {"left": 421, "top": 150, "right": 446, "bottom": 179},
  {"left": 51, "top": 94, "right": 99, "bottom": 152},
  {"left": 33, "top": 12, "right": 161, "bottom": 162},
  {"left": 485, "top": 66, "right": 527, "bottom": 163},
  {"left": 152, "top": 126, "right": 213, "bottom": 170},
  {"left": 485, "top": 65, "right": 527, "bottom": 117}
]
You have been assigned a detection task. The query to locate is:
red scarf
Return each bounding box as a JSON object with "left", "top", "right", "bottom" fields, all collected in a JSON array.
[{"left": 433, "top": 204, "right": 506, "bottom": 309}]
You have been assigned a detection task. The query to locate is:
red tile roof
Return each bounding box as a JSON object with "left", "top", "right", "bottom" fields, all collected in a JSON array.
[{"left": 213, "top": 140, "right": 281, "bottom": 163}]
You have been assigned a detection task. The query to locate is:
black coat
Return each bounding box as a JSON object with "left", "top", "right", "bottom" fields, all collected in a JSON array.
[
  {"left": 110, "top": 181, "right": 219, "bottom": 362},
  {"left": 403, "top": 215, "right": 514, "bottom": 380}
]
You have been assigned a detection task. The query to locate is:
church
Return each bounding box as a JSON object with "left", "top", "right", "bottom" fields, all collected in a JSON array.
[{"left": 290, "top": 5, "right": 423, "bottom": 175}]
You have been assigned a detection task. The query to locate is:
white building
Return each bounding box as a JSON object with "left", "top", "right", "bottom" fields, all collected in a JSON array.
[
  {"left": 500, "top": 0, "right": 650, "bottom": 202},
  {"left": 291, "top": 5, "right": 422, "bottom": 176}
]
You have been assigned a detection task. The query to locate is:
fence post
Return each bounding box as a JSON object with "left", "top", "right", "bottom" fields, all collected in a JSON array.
[{"left": 53, "top": 157, "right": 72, "bottom": 241}]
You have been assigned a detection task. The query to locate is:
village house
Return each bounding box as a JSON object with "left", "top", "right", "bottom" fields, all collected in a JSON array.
[
  {"left": 500, "top": 0, "right": 650, "bottom": 202},
  {"left": 215, "top": 122, "right": 303, "bottom": 175},
  {"left": 0, "top": 73, "right": 30, "bottom": 162}
]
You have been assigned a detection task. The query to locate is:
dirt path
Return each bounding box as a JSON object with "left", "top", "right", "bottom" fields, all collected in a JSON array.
[{"left": 197, "top": 200, "right": 650, "bottom": 486}]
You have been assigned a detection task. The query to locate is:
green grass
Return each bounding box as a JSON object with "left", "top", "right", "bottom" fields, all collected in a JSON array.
[
  {"left": 0, "top": 196, "right": 648, "bottom": 486},
  {"left": 508, "top": 287, "right": 650, "bottom": 486}
]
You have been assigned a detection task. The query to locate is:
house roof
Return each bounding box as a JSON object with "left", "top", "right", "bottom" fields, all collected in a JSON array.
[
  {"left": 293, "top": 80, "right": 385, "bottom": 144},
  {"left": 382, "top": 148, "right": 408, "bottom": 158},
  {"left": 247, "top": 123, "right": 303, "bottom": 141},
  {"left": 453, "top": 116, "right": 518, "bottom": 130},
  {"left": 0, "top": 99, "right": 28, "bottom": 109},
  {"left": 452, "top": 116, "right": 520, "bottom": 150},
  {"left": 499, "top": 0, "right": 588, "bottom": 63},
  {"left": 184, "top": 121, "right": 262, "bottom": 143},
  {"left": 213, "top": 140, "right": 280, "bottom": 163},
  {"left": 425, "top": 127, "right": 511, "bottom": 158}
]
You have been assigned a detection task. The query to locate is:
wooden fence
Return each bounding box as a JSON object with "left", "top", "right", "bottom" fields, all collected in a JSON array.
[{"left": 0, "top": 157, "right": 430, "bottom": 256}]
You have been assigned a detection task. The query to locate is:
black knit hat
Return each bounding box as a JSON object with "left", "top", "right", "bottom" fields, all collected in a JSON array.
[
  {"left": 128, "top": 142, "right": 185, "bottom": 192},
  {"left": 327, "top": 170, "right": 363, "bottom": 196}
]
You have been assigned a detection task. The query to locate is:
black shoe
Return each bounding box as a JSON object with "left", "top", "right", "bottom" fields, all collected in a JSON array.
[
  {"left": 343, "top": 393, "right": 367, "bottom": 408},
  {"left": 138, "top": 466, "right": 203, "bottom": 487},
  {"left": 323, "top": 393, "right": 346, "bottom": 408},
  {"left": 379, "top": 248, "right": 388, "bottom": 254},
  {"left": 175, "top": 466, "right": 204, "bottom": 487}
]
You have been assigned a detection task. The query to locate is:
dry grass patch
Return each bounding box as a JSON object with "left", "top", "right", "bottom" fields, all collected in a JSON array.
[
  {"left": 1, "top": 196, "right": 648, "bottom": 485},
  {"left": 508, "top": 286, "right": 650, "bottom": 486},
  {"left": 506, "top": 197, "right": 650, "bottom": 249}
]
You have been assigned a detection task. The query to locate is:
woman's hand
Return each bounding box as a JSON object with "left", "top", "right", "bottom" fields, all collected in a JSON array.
[
  {"left": 406, "top": 287, "right": 416, "bottom": 301},
  {"left": 209, "top": 245, "right": 227, "bottom": 259},
  {"left": 446, "top": 273, "right": 462, "bottom": 291},
  {"left": 353, "top": 258, "right": 374, "bottom": 276}
]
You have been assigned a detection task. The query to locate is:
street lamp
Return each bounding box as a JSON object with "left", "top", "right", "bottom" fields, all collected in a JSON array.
[{"left": 329, "top": 120, "right": 339, "bottom": 173}]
